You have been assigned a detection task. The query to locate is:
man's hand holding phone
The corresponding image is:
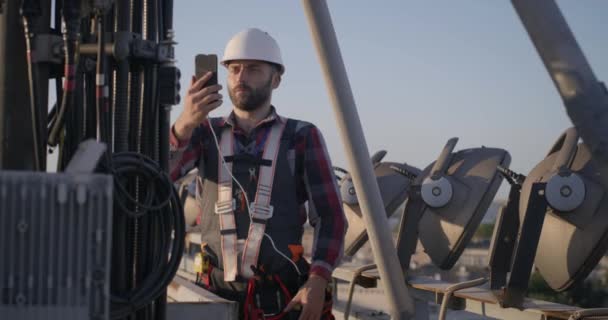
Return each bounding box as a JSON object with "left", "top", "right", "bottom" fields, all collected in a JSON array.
[{"left": 174, "top": 66, "right": 223, "bottom": 142}]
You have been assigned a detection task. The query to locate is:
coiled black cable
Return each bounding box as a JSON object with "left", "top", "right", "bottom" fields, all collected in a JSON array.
[{"left": 102, "top": 152, "right": 185, "bottom": 319}]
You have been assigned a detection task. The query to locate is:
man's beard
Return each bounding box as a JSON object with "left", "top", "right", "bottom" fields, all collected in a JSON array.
[{"left": 228, "top": 76, "right": 273, "bottom": 111}]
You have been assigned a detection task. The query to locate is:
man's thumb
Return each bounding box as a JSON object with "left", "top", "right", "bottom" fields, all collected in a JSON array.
[{"left": 283, "top": 297, "right": 299, "bottom": 312}]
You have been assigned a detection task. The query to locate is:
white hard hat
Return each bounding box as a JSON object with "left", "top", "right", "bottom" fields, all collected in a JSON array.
[{"left": 221, "top": 28, "right": 284, "bottom": 74}]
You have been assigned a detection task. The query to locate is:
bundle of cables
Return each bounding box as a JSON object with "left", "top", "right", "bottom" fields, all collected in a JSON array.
[{"left": 102, "top": 151, "right": 185, "bottom": 318}]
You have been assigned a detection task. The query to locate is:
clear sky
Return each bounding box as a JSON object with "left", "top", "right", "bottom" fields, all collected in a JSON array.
[{"left": 168, "top": 2, "right": 607, "bottom": 199}]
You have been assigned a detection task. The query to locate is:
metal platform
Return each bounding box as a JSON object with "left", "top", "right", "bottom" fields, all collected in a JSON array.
[
  {"left": 166, "top": 263, "right": 605, "bottom": 320},
  {"left": 166, "top": 271, "right": 237, "bottom": 320},
  {"left": 331, "top": 265, "right": 600, "bottom": 320}
]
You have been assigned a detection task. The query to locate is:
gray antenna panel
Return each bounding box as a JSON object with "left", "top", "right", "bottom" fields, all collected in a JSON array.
[
  {"left": 520, "top": 128, "right": 608, "bottom": 291},
  {"left": 418, "top": 147, "right": 510, "bottom": 269},
  {"left": 0, "top": 171, "right": 113, "bottom": 320},
  {"left": 343, "top": 161, "right": 420, "bottom": 257}
]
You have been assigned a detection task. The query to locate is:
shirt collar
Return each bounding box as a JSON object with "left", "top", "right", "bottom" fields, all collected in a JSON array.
[{"left": 220, "top": 105, "right": 284, "bottom": 129}]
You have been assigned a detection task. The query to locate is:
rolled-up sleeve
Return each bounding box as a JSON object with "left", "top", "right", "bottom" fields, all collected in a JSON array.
[
  {"left": 169, "top": 124, "right": 204, "bottom": 182},
  {"left": 299, "top": 125, "right": 347, "bottom": 281}
]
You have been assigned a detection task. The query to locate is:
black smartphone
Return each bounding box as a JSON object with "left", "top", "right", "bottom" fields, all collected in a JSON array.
[{"left": 195, "top": 54, "right": 218, "bottom": 86}]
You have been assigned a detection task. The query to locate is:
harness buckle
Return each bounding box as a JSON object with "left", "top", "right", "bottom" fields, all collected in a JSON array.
[
  {"left": 249, "top": 203, "right": 274, "bottom": 220},
  {"left": 215, "top": 199, "right": 236, "bottom": 215}
]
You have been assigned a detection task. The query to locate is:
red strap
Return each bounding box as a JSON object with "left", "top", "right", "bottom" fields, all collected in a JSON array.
[
  {"left": 263, "top": 275, "right": 293, "bottom": 320},
  {"left": 244, "top": 278, "right": 257, "bottom": 320},
  {"left": 204, "top": 265, "right": 213, "bottom": 287},
  {"left": 274, "top": 275, "right": 293, "bottom": 301}
]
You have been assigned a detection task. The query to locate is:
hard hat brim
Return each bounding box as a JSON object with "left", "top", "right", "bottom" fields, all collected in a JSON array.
[{"left": 221, "top": 59, "right": 285, "bottom": 75}]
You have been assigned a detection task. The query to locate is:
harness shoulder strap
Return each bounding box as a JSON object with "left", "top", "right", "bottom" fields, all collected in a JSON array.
[
  {"left": 216, "top": 127, "right": 238, "bottom": 281},
  {"left": 241, "top": 118, "right": 287, "bottom": 278}
]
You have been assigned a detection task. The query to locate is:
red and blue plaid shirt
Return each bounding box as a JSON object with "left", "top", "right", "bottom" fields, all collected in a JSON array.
[{"left": 169, "top": 107, "right": 347, "bottom": 281}]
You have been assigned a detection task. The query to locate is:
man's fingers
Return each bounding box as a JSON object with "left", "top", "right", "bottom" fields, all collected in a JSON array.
[
  {"left": 206, "top": 99, "right": 223, "bottom": 111},
  {"left": 299, "top": 310, "right": 321, "bottom": 320},
  {"left": 190, "top": 84, "right": 222, "bottom": 101},
  {"left": 191, "top": 99, "right": 222, "bottom": 123},
  {"left": 298, "top": 304, "right": 322, "bottom": 320},
  {"left": 297, "top": 307, "right": 309, "bottom": 320},
  {"left": 284, "top": 296, "right": 301, "bottom": 313},
  {"left": 192, "top": 95, "right": 222, "bottom": 114},
  {"left": 194, "top": 71, "right": 213, "bottom": 90},
  {"left": 283, "top": 301, "right": 295, "bottom": 313},
  {"left": 192, "top": 92, "right": 222, "bottom": 106},
  {"left": 189, "top": 72, "right": 213, "bottom": 93},
  {"left": 189, "top": 73, "right": 209, "bottom": 93},
  {"left": 199, "top": 100, "right": 223, "bottom": 117},
  {"left": 311, "top": 310, "right": 322, "bottom": 320}
]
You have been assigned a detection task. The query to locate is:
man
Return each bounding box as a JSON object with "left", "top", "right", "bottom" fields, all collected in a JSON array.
[{"left": 169, "top": 28, "right": 347, "bottom": 319}]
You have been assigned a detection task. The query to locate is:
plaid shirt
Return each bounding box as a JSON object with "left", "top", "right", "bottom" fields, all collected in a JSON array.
[{"left": 169, "top": 107, "right": 347, "bottom": 281}]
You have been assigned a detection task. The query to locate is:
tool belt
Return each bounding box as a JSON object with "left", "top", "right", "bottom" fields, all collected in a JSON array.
[{"left": 194, "top": 244, "right": 334, "bottom": 320}]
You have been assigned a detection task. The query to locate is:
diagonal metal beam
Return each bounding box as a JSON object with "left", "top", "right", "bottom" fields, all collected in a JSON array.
[
  {"left": 300, "top": 1, "right": 414, "bottom": 318},
  {"left": 512, "top": 0, "right": 608, "bottom": 188}
]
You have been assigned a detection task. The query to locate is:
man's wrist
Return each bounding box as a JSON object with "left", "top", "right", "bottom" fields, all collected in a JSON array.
[
  {"left": 173, "top": 119, "right": 195, "bottom": 143},
  {"left": 308, "top": 273, "right": 329, "bottom": 286},
  {"left": 170, "top": 122, "right": 194, "bottom": 149},
  {"left": 309, "top": 265, "right": 332, "bottom": 283}
]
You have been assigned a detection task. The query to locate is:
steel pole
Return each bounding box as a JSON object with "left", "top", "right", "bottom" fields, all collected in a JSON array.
[
  {"left": 301, "top": 1, "right": 414, "bottom": 318},
  {"left": 512, "top": 0, "right": 608, "bottom": 188}
]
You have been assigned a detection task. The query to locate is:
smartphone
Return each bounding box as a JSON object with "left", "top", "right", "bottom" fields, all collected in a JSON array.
[{"left": 195, "top": 54, "right": 218, "bottom": 86}]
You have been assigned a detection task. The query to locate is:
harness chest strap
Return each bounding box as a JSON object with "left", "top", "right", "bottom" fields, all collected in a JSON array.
[{"left": 216, "top": 118, "right": 287, "bottom": 281}]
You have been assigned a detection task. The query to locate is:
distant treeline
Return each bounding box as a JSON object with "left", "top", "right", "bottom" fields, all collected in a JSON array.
[{"left": 527, "top": 272, "right": 608, "bottom": 307}]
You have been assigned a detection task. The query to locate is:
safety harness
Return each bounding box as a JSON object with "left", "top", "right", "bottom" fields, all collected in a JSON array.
[
  {"left": 216, "top": 117, "right": 286, "bottom": 281},
  {"left": 194, "top": 116, "right": 335, "bottom": 319}
]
